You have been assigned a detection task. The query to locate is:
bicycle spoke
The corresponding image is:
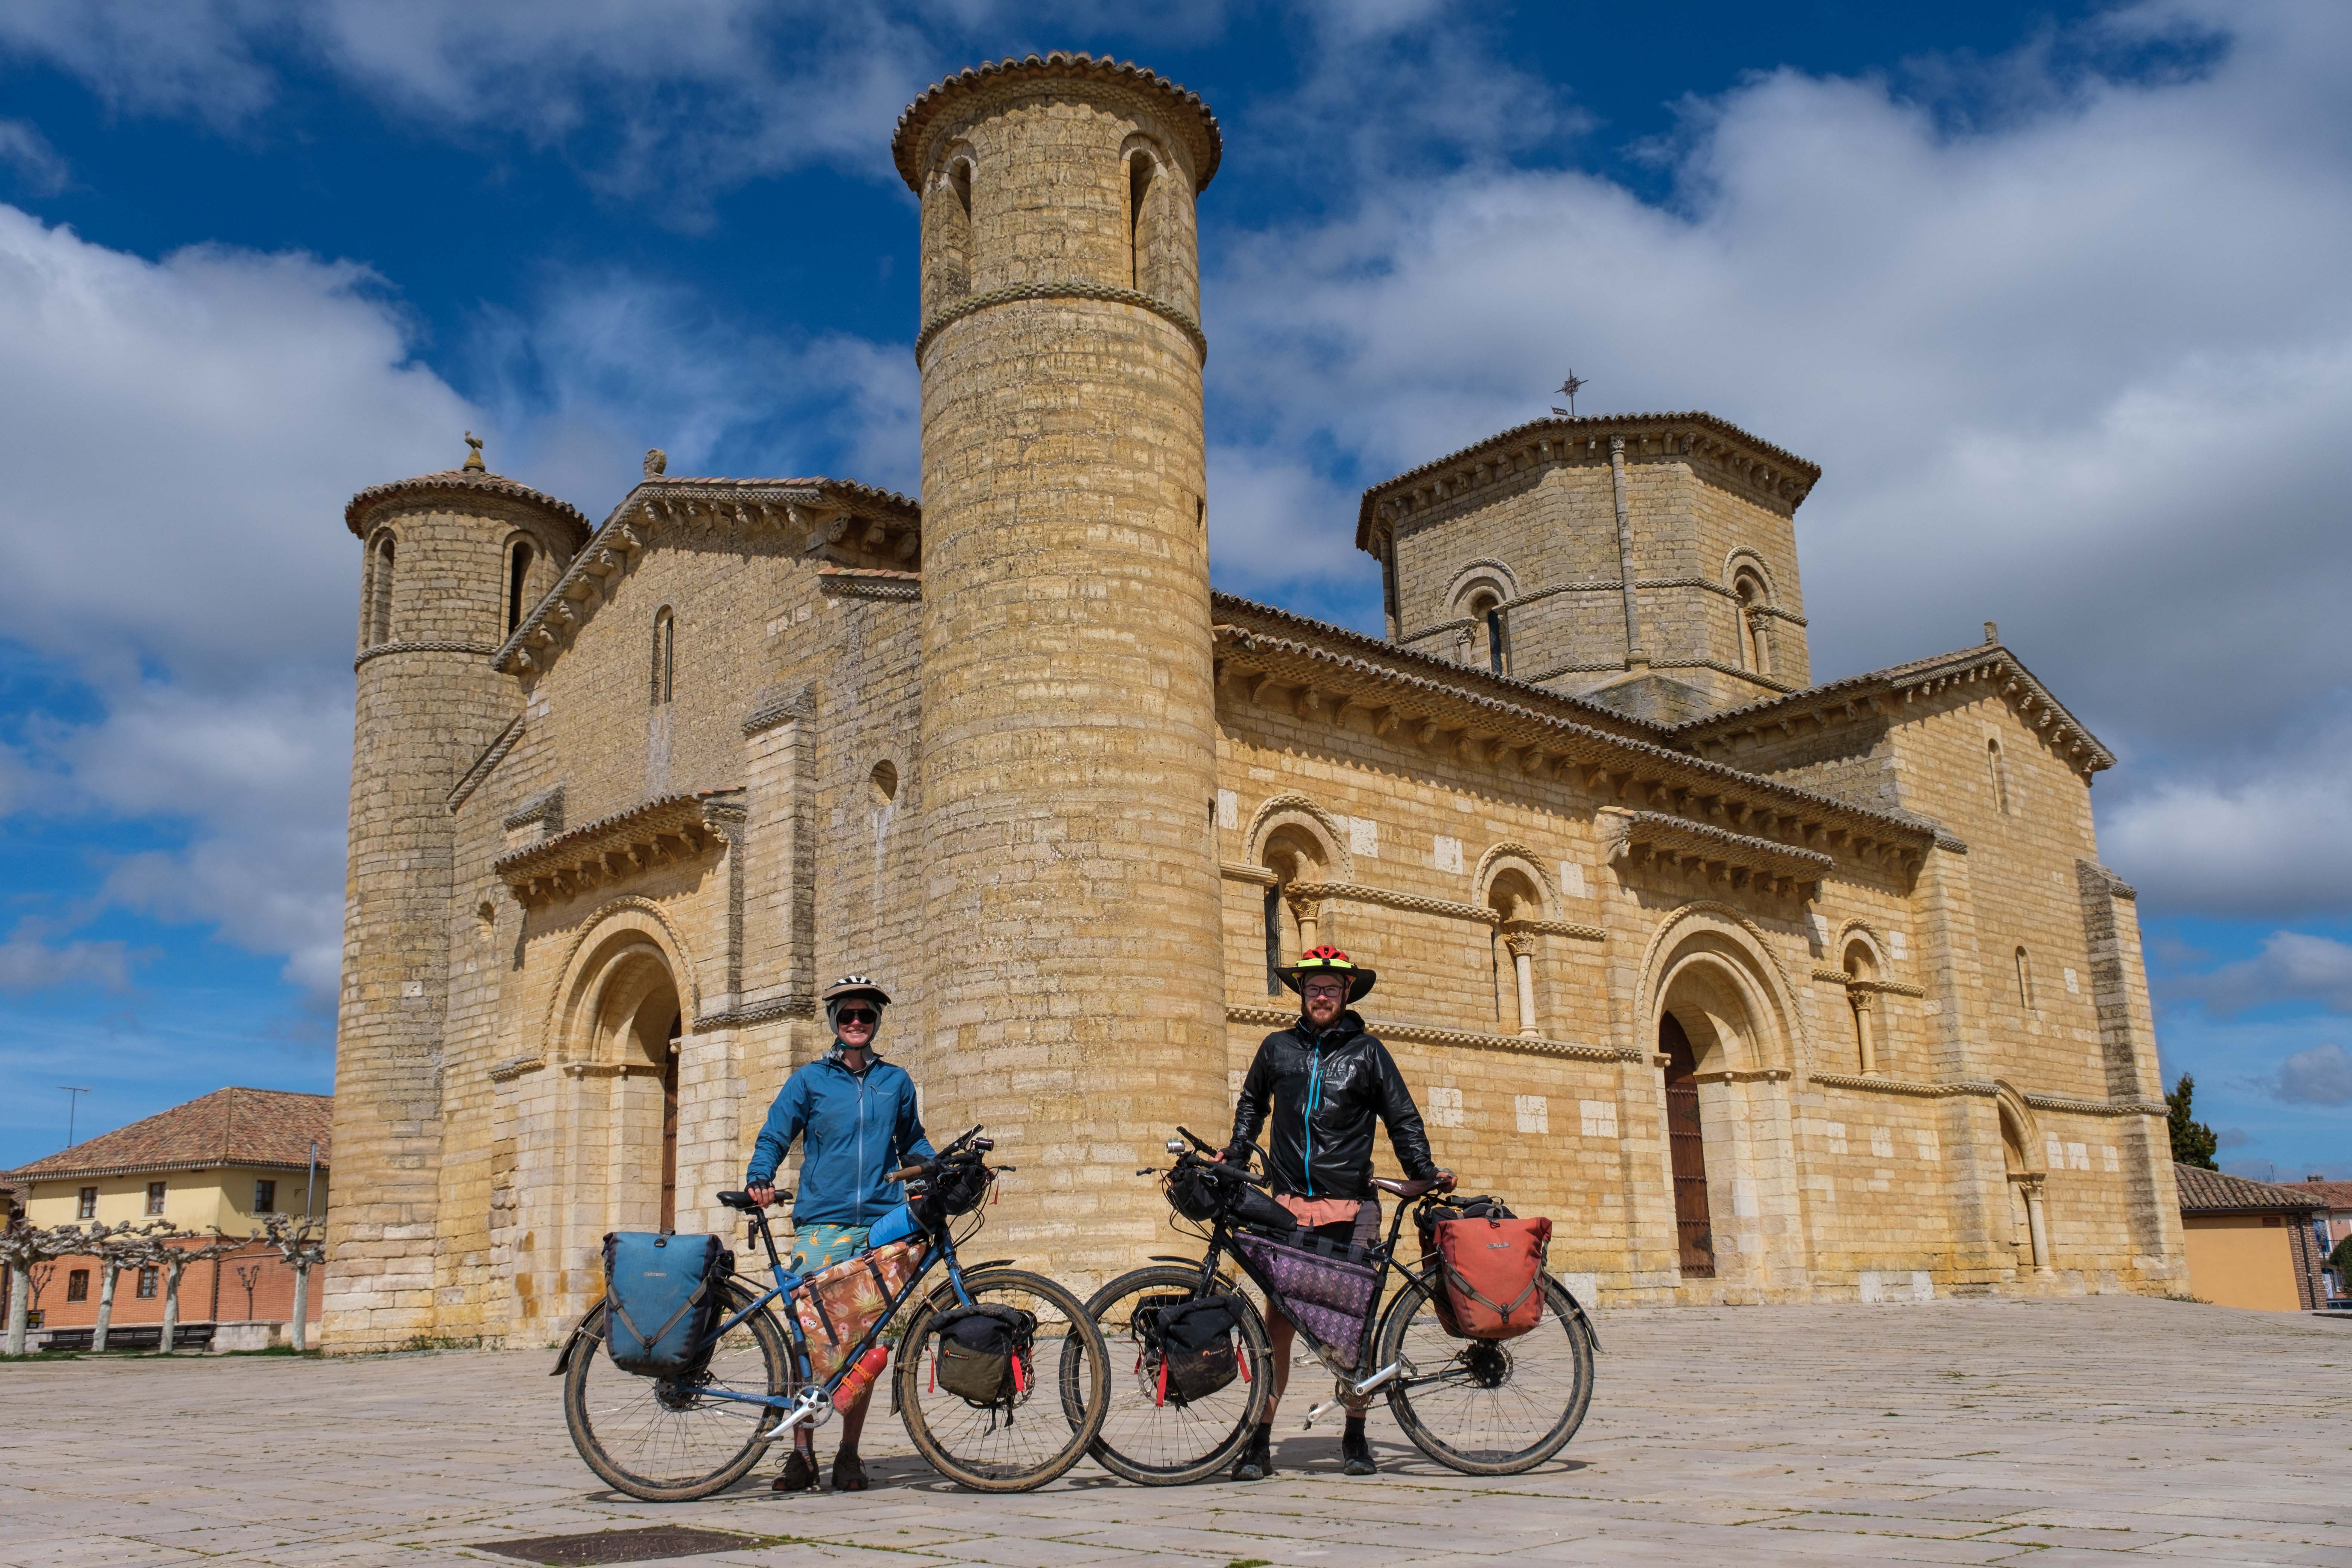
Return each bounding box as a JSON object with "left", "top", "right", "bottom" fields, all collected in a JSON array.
[
  {"left": 1081, "top": 1268, "right": 1269, "bottom": 1484},
  {"left": 898, "top": 1270, "right": 1109, "bottom": 1493},
  {"left": 1381, "top": 1273, "right": 1594, "bottom": 1475},
  {"left": 564, "top": 1281, "right": 789, "bottom": 1501}
]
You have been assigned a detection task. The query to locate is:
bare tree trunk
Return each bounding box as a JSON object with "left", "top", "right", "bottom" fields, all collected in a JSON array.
[
  {"left": 5, "top": 1263, "right": 26, "bottom": 1356},
  {"left": 159, "top": 1257, "right": 184, "bottom": 1354},
  {"left": 290, "top": 1263, "right": 310, "bottom": 1353},
  {"left": 93, "top": 1263, "right": 120, "bottom": 1352}
]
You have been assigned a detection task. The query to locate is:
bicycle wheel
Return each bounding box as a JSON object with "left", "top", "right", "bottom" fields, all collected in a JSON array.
[
  {"left": 1078, "top": 1265, "right": 1272, "bottom": 1485},
  {"left": 563, "top": 1279, "right": 791, "bottom": 1501},
  {"left": 1378, "top": 1271, "right": 1595, "bottom": 1475},
  {"left": 895, "top": 1268, "right": 1109, "bottom": 1493}
]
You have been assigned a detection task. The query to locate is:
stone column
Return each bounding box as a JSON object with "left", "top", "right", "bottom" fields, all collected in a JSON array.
[
  {"left": 1508, "top": 938, "right": 1539, "bottom": 1038},
  {"left": 896, "top": 57, "right": 1228, "bottom": 1283}
]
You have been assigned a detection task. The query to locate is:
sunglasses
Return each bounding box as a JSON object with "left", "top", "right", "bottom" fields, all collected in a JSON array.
[{"left": 836, "top": 1008, "right": 880, "bottom": 1026}]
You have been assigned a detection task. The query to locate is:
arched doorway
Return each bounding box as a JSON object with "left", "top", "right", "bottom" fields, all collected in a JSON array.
[
  {"left": 579, "top": 939, "right": 685, "bottom": 1239},
  {"left": 1996, "top": 1090, "right": 2051, "bottom": 1275},
  {"left": 1659, "top": 1013, "right": 1715, "bottom": 1278}
]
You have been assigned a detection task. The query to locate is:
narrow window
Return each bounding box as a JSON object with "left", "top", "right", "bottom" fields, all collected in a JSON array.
[
  {"left": 929, "top": 155, "right": 974, "bottom": 310},
  {"left": 1733, "top": 570, "right": 1773, "bottom": 675},
  {"left": 67, "top": 1269, "right": 90, "bottom": 1303},
  {"left": 651, "top": 608, "right": 675, "bottom": 704},
  {"left": 137, "top": 1266, "right": 159, "bottom": 1299},
  {"left": 1988, "top": 738, "right": 2012, "bottom": 816},
  {"left": 1485, "top": 607, "right": 1510, "bottom": 676},
  {"left": 254, "top": 1179, "right": 277, "bottom": 1214},
  {"left": 1129, "top": 151, "right": 1155, "bottom": 291},
  {"left": 77, "top": 1187, "right": 96, "bottom": 1220},
  {"left": 2015, "top": 946, "right": 2035, "bottom": 1011},
  {"left": 1263, "top": 885, "right": 1283, "bottom": 996},
  {"left": 505, "top": 540, "right": 533, "bottom": 635},
  {"left": 367, "top": 535, "right": 397, "bottom": 645},
  {"left": 145, "top": 1181, "right": 166, "bottom": 1216}
]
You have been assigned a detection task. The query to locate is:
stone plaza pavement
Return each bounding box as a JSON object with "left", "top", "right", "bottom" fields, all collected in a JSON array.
[{"left": 3, "top": 1297, "right": 2346, "bottom": 1567}]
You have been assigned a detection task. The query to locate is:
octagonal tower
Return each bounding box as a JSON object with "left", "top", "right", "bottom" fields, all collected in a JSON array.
[{"left": 893, "top": 55, "right": 1226, "bottom": 1280}]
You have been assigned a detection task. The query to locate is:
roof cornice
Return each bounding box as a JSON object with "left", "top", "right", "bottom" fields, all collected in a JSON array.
[
  {"left": 1356, "top": 412, "right": 1823, "bottom": 554},
  {"left": 495, "top": 788, "right": 745, "bottom": 908},
  {"left": 1672, "top": 641, "right": 2115, "bottom": 780},
  {"left": 490, "top": 476, "right": 920, "bottom": 678},
  {"left": 892, "top": 52, "right": 1222, "bottom": 193},
  {"left": 345, "top": 469, "right": 590, "bottom": 541}
]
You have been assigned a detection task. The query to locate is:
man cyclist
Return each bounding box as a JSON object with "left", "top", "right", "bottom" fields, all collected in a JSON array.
[
  {"left": 1225, "top": 945, "right": 1451, "bottom": 1481},
  {"left": 745, "top": 974, "right": 932, "bottom": 1494}
]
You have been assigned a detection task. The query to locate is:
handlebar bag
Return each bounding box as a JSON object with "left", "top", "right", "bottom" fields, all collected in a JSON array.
[
  {"left": 1427, "top": 1214, "right": 1551, "bottom": 1340},
  {"left": 1234, "top": 1231, "right": 1378, "bottom": 1370},
  {"left": 931, "top": 1303, "right": 1037, "bottom": 1408},
  {"left": 911, "top": 1161, "right": 992, "bottom": 1229},
  {"left": 602, "top": 1231, "right": 730, "bottom": 1378},
  {"left": 789, "top": 1238, "right": 925, "bottom": 1380},
  {"left": 1145, "top": 1295, "right": 1245, "bottom": 1406}
]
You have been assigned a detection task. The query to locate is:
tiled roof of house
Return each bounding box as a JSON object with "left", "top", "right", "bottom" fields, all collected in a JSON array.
[
  {"left": 11, "top": 1088, "right": 332, "bottom": 1182},
  {"left": 2175, "top": 1163, "right": 2323, "bottom": 1215},
  {"left": 0, "top": 1170, "right": 20, "bottom": 1214},
  {"left": 2288, "top": 1179, "right": 2352, "bottom": 1210}
]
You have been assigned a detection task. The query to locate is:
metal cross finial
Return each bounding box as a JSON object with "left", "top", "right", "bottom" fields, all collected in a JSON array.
[
  {"left": 1551, "top": 372, "right": 1588, "bottom": 419},
  {"left": 463, "top": 430, "right": 486, "bottom": 472}
]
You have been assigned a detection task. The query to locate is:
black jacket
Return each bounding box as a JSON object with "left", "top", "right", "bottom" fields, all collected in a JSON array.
[{"left": 1228, "top": 1012, "right": 1438, "bottom": 1201}]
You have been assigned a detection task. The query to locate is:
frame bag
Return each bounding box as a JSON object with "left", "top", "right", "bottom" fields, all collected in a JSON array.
[
  {"left": 1144, "top": 1295, "right": 1246, "bottom": 1406},
  {"left": 1234, "top": 1230, "right": 1378, "bottom": 1370},
  {"left": 1427, "top": 1213, "right": 1552, "bottom": 1339},
  {"left": 789, "top": 1238, "right": 925, "bottom": 1379},
  {"left": 932, "top": 1303, "right": 1037, "bottom": 1410},
  {"left": 602, "top": 1232, "right": 731, "bottom": 1378}
]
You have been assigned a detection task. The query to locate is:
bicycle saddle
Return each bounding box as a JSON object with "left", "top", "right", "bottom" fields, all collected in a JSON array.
[{"left": 1369, "top": 1176, "right": 1443, "bottom": 1198}]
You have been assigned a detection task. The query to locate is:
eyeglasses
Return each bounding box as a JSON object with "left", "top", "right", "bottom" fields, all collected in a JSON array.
[
  {"left": 1302, "top": 984, "right": 1348, "bottom": 999},
  {"left": 837, "top": 1009, "right": 879, "bottom": 1026}
]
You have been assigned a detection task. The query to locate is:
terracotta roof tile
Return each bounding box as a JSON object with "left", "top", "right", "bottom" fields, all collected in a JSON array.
[
  {"left": 893, "top": 52, "right": 1222, "bottom": 193},
  {"left": 12, "top": 1088, "right": 332, "bottom": 1182},
  {"left": 2287, "top": 1179, "right": 2352, "bottom": 1210},
  {"left": 2174, "top": 1162, "right": 2322, "bottom": 1214}
]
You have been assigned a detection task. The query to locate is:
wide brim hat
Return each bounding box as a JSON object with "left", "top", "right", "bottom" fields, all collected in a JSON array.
[
  {"left": 821, "top": 974, "right": 893, "bottom": 1006},
  {"left": 1276, "top": 947, "right": 1376, "bottom": 1003}
]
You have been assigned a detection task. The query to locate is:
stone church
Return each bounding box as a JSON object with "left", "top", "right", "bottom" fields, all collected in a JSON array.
[{"left": 325, "top": 54, "right": 2184, "bottom": 1351}]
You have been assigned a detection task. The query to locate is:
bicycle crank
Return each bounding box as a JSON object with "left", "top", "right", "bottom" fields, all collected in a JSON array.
[
  {"left": 762, "top": 1387, "right": 835, "bottom": 1439},
  {"left": 1300, "top": 1360, "right": 1403, "bottom": 1429}
]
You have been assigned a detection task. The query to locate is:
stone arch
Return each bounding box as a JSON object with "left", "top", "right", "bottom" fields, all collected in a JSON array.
[
  {"left": 1835, "top": 924, "right": 1888, "bottom": 1074},
  {"left": 1445, "top": 559, "right": 1519, "bottom": 673},
  {"left": 1635, "top": 901, "right": 1808, "bottom": 1076},
  {"left": 1472, "top": 842, "right": 1556, "bottom": 921},
  {"left": 542, "top": 898, "right": 702, "bottom": 1064},
  {"left": 1443, "top": 557, "right": 1520, "bottom": 611},
  {"left": 1994, "top": 1080, "right": 2053, "bottom": 1273},
  {"left": 1993, "top": 1081, "right": 2044, "bottom": 1176},
  {"left": 1720, "top": 547, "right": 1779, "bottom": 603},
  {"left": 1243, "top": 792, "right": 1353, "bottom": 884},
  {"left": 361, "top": 525, "right": 398, "bottom": 647}
]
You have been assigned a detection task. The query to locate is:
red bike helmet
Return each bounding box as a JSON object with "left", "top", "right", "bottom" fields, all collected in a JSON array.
[{"left": 1276, "top": 945, "right": 1377, "bottom": 1003}]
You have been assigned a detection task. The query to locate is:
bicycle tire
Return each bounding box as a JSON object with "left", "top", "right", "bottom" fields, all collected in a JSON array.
[
  {"left": 1078, "top": 1265, "right": 1273, "bottom": 1485},
  {"left": 894, "top": 1268, "right": 1110, "bottom": 1493},
  {"left": 1378, "top": 1271, "right": 1595, "bottom": 1475},
  {"left": 562, "top": 1279, "right": 791, "bottom": 1501}
]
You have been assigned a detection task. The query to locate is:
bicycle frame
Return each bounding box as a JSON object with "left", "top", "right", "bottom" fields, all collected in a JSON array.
[{"left": 683, "top": 1201, "right": 980, "bottom": 1427}]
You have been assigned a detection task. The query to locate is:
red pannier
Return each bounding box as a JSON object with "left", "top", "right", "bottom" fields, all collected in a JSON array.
[{"left": 1426, "top": 1213, "right": 1551, "bottom": 1340}]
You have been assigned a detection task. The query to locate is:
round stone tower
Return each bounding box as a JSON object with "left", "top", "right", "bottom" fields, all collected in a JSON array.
[
  {"left": 893, "top": 55, "right": 1226, "bottom": 1281},
  {"left": 326, "top": 446, "right": 585, "bottom": 1349}
]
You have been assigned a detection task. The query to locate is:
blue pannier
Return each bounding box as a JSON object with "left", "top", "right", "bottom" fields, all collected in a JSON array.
[{"left": 602, "top": 1231, "right": 730, "bottom": 1377}]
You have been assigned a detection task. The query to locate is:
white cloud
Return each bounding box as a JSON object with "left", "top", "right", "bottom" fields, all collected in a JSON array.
[
  {"left": 2274, "top": 1042, "right": 2352, "bottom": 1107},
  {"left": 0, "top": 919, "right": 133, "bottom": 994},
  {"left": 2107, "top": 761, "right": 2352, "bottom": 920},
  {"left": 0, "top": 118, "right": 66, "bottom": 194},
  {"left": 2170, "top": 931, "right": 2352, "bottom": 1016}
]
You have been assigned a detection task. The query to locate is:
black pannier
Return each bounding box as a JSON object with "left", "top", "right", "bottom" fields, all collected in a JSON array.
[
  {"left": 932, "top": 1303, "right": 1036, "bottom": 1408},
  {"left": 1144, "top": 1295, "right": 1246, "bottom": 1406}
]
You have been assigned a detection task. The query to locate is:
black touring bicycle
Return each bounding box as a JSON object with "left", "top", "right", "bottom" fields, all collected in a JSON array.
[{"left": 1077, "top": 1128, "right": 1599, "bottom": 1484}]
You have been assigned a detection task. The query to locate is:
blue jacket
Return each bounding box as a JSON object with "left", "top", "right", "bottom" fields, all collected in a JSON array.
[{"left": 747, "top": 1050, "right": 934, "bottom": 1228}]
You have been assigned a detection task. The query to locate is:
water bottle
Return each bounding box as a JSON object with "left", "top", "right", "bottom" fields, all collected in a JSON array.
[{"left": 831, "top": 1343, "right": 890, "bottom": 1407}]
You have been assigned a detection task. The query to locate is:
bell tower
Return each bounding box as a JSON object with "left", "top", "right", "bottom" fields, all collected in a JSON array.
[{"left": 894, "top": 54, "right": 1226, "bottom": 1281}]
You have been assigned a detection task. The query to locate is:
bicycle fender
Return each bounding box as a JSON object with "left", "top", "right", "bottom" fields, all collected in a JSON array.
[
  {"left": 1554, "top": 1277, "right": 1601, "bottom": 1353},
  {"left": 551, "top": 1305, "right": 603, "bottom": 1377}
]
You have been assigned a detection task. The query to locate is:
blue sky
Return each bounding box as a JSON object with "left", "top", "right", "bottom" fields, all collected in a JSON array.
[{"left": 0, "top": 1, "right": 2345, "bottom": 1178}]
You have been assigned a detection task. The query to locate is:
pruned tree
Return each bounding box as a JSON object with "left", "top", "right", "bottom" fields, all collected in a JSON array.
[
  {"left": 253, "top": 1214, "right": 328, "bottom": 1352},
  {"left": 3, "top": 1221, "right": 92, "bottom": 1356},
  {"left": 90, "top": 1221, "right": 179, "bottom": 1353},
  {"left": 155, "top": 1230, "right": 242, "bottom": 1354}
]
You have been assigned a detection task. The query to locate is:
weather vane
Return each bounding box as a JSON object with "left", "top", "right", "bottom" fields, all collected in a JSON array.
[{"left": 1551, "top": 371, "right": 1588, "bottom": 419}]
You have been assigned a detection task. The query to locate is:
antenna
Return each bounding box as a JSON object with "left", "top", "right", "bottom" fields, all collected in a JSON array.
[
  {"left": 60, "top": 1086, "right": 90, "bottom": 1150},
  {"left": 1551, "top": 371, "right": 1588, "bottom": 419}
]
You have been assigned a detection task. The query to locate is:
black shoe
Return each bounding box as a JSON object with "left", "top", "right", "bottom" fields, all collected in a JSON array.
[
  {"left": 771, "top": 1449, "right": 819, "bottom": 1491},
  {"left": 830, "top": 1450, "right": 868, "bottom": 1492},
  {"left": 1341, "top": 1420, "right": 1376, "bottom": 1476},
  {"left": 1231, "top": 1423, "right": 1274, "bottom": 1482}
]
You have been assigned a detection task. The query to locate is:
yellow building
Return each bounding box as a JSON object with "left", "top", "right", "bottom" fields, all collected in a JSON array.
[
  {"left": 2175, "top": 1164, "right": 2326, "bottom": 1312},
  {"left": 15, "top": 1087, "right": 330, "bottom": 1349},
  {"left": 324, "top": 52, "right": 2187, "bottom": 1352}
]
